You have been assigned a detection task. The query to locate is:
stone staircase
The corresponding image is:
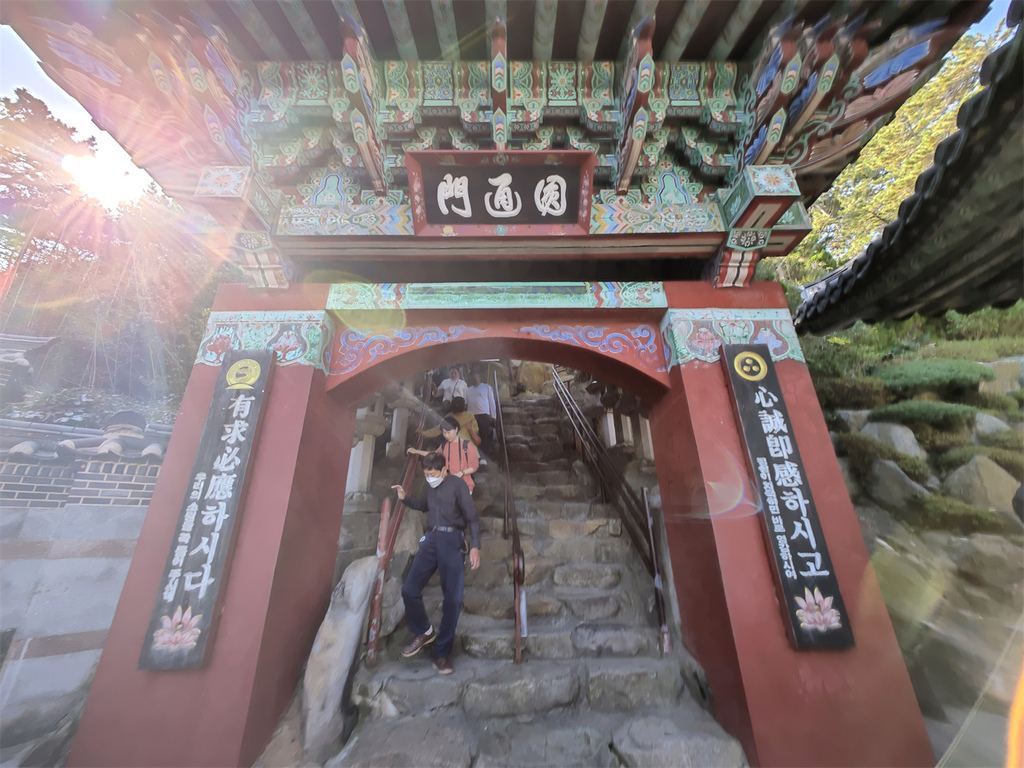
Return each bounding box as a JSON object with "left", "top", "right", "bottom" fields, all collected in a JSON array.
[{"left": 331, "top": 395, "right": 745, "bottom": 767}]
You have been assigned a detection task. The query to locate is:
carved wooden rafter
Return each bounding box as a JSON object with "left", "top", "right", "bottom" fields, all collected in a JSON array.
[{"left": 615, "top": 17, "right": 655, "bottom": 193}]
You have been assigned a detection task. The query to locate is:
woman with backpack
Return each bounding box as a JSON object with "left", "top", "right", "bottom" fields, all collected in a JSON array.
[{"left": 408, "top": 415, "right": 480, "bottom": 494}]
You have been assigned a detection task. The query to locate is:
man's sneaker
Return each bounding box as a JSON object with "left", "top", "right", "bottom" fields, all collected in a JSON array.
[
  {"left": 433, "top": 656, "right": 454, "bottom": 675},
  {"left": 401, "top": 627, "right": 436, "bottom": 658}
]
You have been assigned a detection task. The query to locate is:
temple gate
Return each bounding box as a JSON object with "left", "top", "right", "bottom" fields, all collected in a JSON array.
[{"left": 1, "top": 1, "right": 990, "bottom": 765}]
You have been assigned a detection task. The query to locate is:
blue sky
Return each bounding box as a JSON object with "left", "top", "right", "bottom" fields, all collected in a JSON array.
[{"left": 0, "top": 0, "right": 1012, "bottom": 205}]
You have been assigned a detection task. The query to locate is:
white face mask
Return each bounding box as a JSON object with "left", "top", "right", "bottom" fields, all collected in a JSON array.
[{"left": 425, "top": 475, "right": 444, "bottom": 488}]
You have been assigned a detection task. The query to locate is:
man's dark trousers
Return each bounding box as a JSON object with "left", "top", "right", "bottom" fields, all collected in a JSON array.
[{"left": 402, "top": 530, "right": 465, "bottom": 658}]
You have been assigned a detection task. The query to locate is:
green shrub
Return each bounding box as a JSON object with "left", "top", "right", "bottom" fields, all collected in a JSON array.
[
  {"left": 911, "top": 423, "right": 972, "bottom": 453},
  {"left": 868, "top": 401, "right": 977, "bottom": 428},
  {"left": 978, "top": 430, "right": 1024, "bottom": 452},
  {"left": 936, "top": 446, "right": 1024, "bottom": 481},
  {"left": 803, "top": 333, "right": 888, "bottom": 379},
  {"left": 903, "top": 492, "right": 1018, "bottom": 535},
  {"left": 875, "top": 359, "right": 995, "bottom": 397},
  {"left": 813, "top": 377, "right": 891, "bottom": 410},
  {"left": 834, "top": 433, "right": 931, "bottom": 483},
  {"left": 824, "top": 411, "right": 849, "bottom": 434},
  {"left": 1013, "top": 390, "right": 1024, "bottom": 407},
  {"left": 919, "top": 337, "right": 1024, "bottom": 362},
  {"left": 940, "top": 303, "right": 1024, "bottom": 341},
  {"left": 960, "top": 391, "right": 1020, "bottom": 412}
]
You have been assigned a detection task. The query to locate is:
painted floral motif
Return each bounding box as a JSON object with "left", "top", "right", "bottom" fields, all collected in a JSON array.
[
  {"left": 152, "top": 606, "right": 202, "bottom": 652},
  {"left": 661, "top": 308, "right": 804, "bottom": 366},
  {"left": 794, "top": 587, "right": 842, "bottom": 632},
  {"left": 195, "top": 312, "right": 333, "bottom": 372}
]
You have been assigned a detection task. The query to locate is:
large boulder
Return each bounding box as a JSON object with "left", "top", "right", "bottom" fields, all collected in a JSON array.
[
  {"left": 979, "top": 358, "right": 1023, "bottom": 394},
  {"left": 835, "top": 409, "right": 871, "bottom": 433},
  {"left": 950, "top": 534, "right": 1024, "bottom": 594},
  {"left": 870, "top": 527, "right": 955, "bottom": 651},
  {"left": 303, "top": 556, "right": 380, "bottom": 764},
  {"left": 973, "top": 412, "right": 1011, "bottom": 439},
  {"left": 942, "top": 456, "right": 1019, "bottom": 516},
  {"left": 866, "top": 459, "right": 928, "bottom": 511},
  {"left": 516, "top": 361, "right": 552, "bottom": 394},
  {"left": 860, "top": 422, "right": 927, "bottom": 459},
  {"left": 837, "top": 457, "right": 861, "bottom": 499}
]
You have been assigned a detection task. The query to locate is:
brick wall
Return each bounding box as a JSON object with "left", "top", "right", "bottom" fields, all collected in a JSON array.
[
  {"left": 65, "top": 460, "right": 161, "bottom": 506},
  {"left": 0, "top": 463, "right": 77, "bottom": 508}
]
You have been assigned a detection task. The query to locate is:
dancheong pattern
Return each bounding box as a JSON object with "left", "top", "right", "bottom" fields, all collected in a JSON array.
[
  {"left": 331, "top": 326, "right": 486, "bottom": 375},
  {"left": 660, "top": 308, "right": 804, "bottom": 367},
  {"left": 517, "top": 325, "right": 666, "bottom": 373},
  {"left": 327, "top": 282, "right": 668, "bottom": 310},
  {"left": 195, "top": 311, "right": 334, "bottom": 373}
]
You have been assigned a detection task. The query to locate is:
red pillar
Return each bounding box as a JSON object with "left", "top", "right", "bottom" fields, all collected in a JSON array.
[
  {"left": 70, "top": 332, "right": 353, "bottom": 766},
  {"left": 650, "top": 293, "right": 931, "bottom": 766}
]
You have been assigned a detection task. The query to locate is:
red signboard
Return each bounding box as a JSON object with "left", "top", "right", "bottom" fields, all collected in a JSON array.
[{"left": 407, "top": 150, "right": 595, "bottom": 236}]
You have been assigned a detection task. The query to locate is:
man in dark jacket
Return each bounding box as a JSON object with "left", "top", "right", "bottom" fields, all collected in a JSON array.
[{"left": 392, "top": 451, "right": 481, "bottom": 674}]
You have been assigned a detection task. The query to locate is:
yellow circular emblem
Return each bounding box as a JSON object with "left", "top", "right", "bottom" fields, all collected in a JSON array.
[
  {"left": 226, "top": 359, "right": 261, "bottom": 390},
  {"left": 734, "top": 351, "right": 767, "bottom": 382}
]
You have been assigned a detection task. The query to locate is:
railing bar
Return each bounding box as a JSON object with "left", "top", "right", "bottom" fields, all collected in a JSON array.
[
  {"left": 494, "top": 369, "right": 524, "bottom": 664},
  {"left": 548, "top": 379, "right": 654, "bottom": 574},
  {"left": 365, "top": 373, "right": 433, "bottom": 667}
]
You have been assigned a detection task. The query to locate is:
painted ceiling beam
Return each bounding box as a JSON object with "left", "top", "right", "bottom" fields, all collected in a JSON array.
[
  {"left": 660, "top": 0, "right": 712, "bottom": 61},
  {"left": 533, "top": 0, "right": 559, "bottom": 61},
  {"left": 577, "top": 0, "right": 608, "bottom": 61},
  {"left": 277, "top": 0, "right": 331, "bottom": 60},
  {"left": 430, "top": 0, "right": 461, "bottom": 60},
  {"left": 382, "top": 0, "right": 418, "bottom": 60},
  {"left": 331, "top": 0, "right": 374, "bottom": 57},
  {"left": 619, "top": 0, "right": 660, "bottom": 60},
  {"left": 710, "top": 0, "right": 762, "bottom": 60},
  {"left": 485, "top": 0, "right": 507, "bottom": 36},
  {"left": 230, "top": 0, "right": 290, "bottom": 60},
  {"left": 745, "top": 0, "right": 812, "bottom": 63}
]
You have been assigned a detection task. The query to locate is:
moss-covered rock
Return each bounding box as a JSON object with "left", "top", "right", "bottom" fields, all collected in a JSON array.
[
  {"left": 903, "top": 493, "right": 1017, "bottom": 535},
  {"left": 910, "top": 423, "right": 972, "bottom": 454},
  {"left": 875, "top": 359, "right": 996, "bottom": 398},
  {"left": 813, "top": 376, "right": 890, "bottom": 410},
  {"left": 868, "top": 401, "right": 977, "bottom": 429},
  {"left": 936, "top": 446, "right": 1024, "bottom": 482},
  {"left": 834, "top": 432, "right": 930, "bottom": 483}
]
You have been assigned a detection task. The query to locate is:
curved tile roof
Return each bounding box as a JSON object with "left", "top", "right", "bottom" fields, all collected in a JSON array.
[{"left": 796, "top": 7, "right": 1023, "bottom": 334}]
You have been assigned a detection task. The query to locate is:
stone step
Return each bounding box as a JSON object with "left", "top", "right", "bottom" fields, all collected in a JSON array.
[
  {"left": 553, "top": 562, "right": 622, "bottom": 589},
  {"left": 354, "top": 655, "right": 685, "bottom": 721},
  {"left": 458, "top": 617, "right": 658, "bottom": 661},
  {"left": 337, "top": 700, "right": 746, "bottom": 768},
  {"left": 515, "top": 500, "right": 617, "bottom": 520},
  {"left": 515, "top": 484, "right": 593, "bottom": 502}
]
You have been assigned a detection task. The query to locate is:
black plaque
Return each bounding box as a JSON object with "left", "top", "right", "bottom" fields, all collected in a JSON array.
[
  {"left": 722, "top": 344, "right": 854, "bottom": 650},
  {"left": 140, "top": 350, "right": 274, "bottom": 670},
  {"left": 420, "top": 162, "right": 581, "bottom": 226}
]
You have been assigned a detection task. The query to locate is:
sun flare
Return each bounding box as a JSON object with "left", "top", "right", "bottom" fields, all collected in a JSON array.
[{"left": 61, "top": 154, "right": 143, "bottom": 208}]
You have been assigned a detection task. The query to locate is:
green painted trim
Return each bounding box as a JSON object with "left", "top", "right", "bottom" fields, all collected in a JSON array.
[{"left": 327, "top": 282, "right": 668, "bottom": 310}]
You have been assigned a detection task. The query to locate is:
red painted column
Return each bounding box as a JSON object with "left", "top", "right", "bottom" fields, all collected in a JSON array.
[
  {"left": 650, "top": 287, "right": 931, "bottom": 767},
  {"left": 70, "top": 291, "right": 353, "bottom": 767}
]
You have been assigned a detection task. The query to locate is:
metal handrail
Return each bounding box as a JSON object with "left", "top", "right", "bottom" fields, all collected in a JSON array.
[
  {"left": 549, "top": 369, "right": 672, "bottom": 655},
  {"left": 494, "top": 370, "right": 525, "bottom": 663},
  {"left": 365, "top": 374, "right": 432, "bottom": 667}
]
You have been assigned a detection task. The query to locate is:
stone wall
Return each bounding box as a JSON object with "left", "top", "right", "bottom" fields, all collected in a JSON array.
[{"left": 0, "top": 459, "right": 158, "bottom": 765}]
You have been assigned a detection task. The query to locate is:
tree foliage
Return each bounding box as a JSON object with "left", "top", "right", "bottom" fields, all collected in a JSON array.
[
  {"left": 766, "top": 25, "right": 1013, "bottom": 283},
  {"left": 0, "top": 89, "right": 235, "bottom": 409}
]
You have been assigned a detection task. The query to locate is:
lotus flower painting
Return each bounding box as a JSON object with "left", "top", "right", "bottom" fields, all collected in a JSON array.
[
  {"left": 151, "top": 606, "right": 202, "bottom": 652},
  {"left": 794, "top": 587, "right": 842, "bottom": 632}
]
